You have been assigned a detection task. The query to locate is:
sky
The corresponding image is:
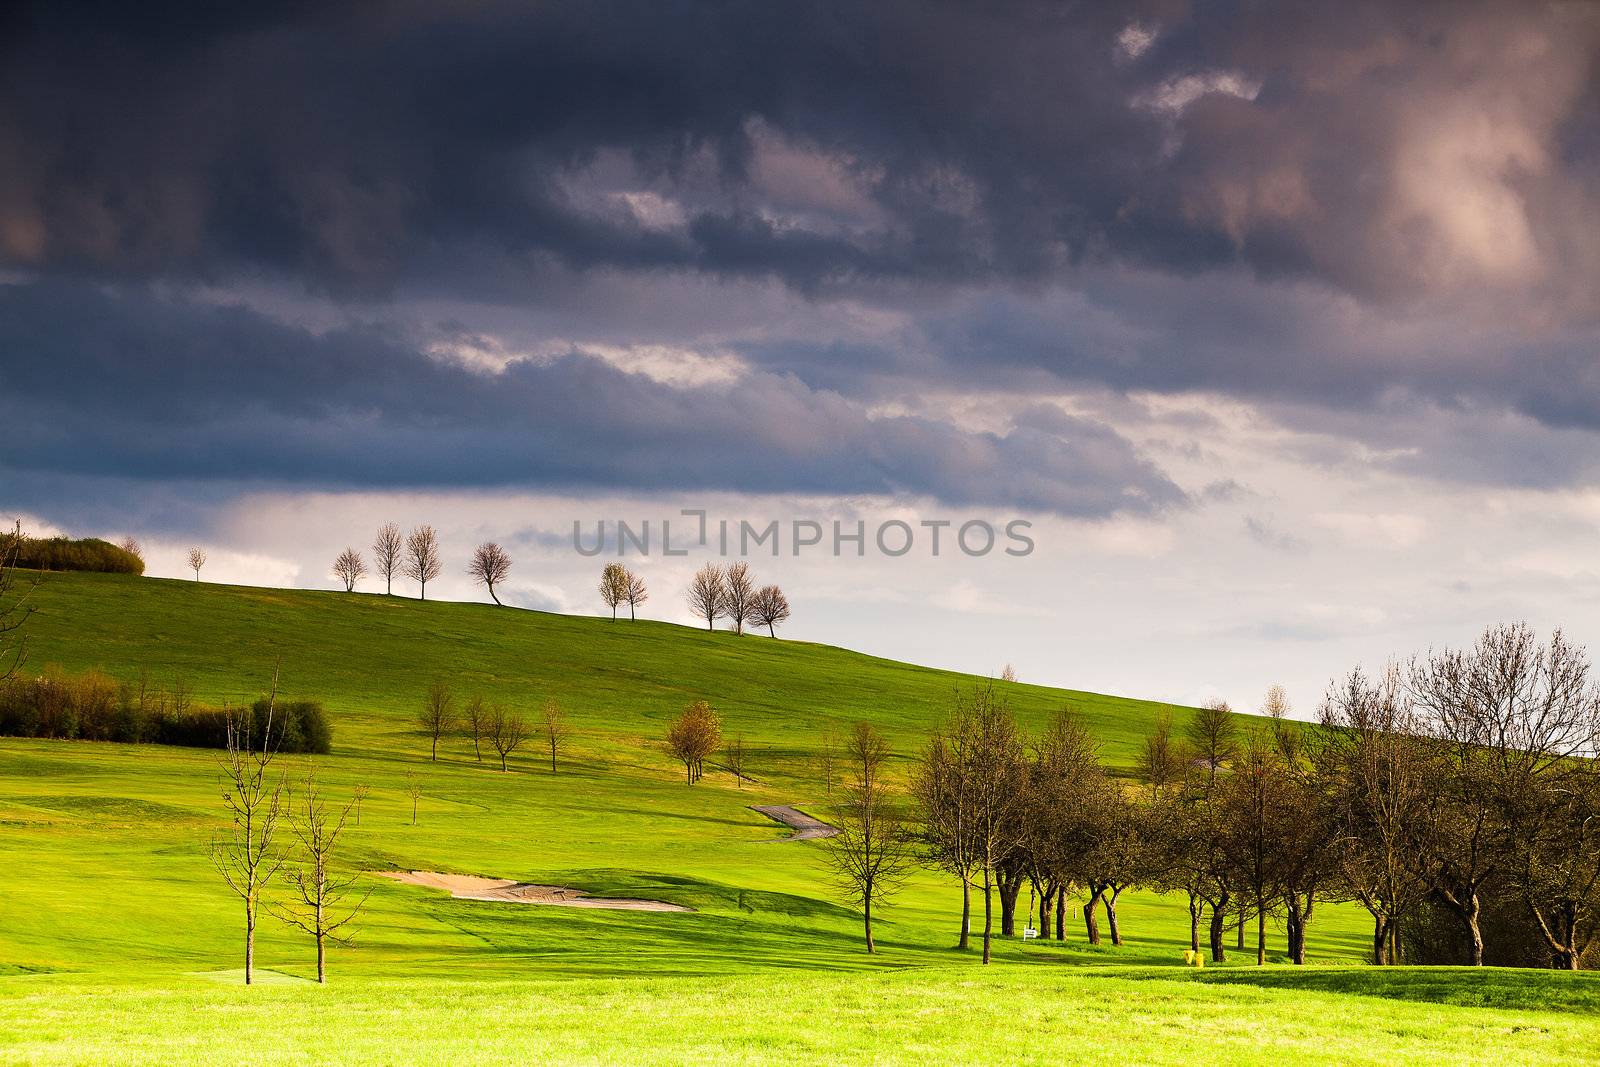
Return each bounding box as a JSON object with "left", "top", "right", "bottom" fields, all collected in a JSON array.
[{"left": 5, "top": 1, "right": 1600, "bottom": 717}]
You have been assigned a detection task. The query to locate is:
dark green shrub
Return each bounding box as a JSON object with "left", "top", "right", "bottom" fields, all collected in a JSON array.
[{"left": 13, "top": 537, "right": 144, "bottom": 575}]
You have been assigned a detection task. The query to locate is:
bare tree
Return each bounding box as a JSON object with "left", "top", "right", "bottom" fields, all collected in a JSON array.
[
  {"left": 1517, "top": 759, "right": 1600, "bottom": 969},
  {"left": 333, "top": 548, "right": 366, "bottom": 592},
  {"left": 468, "top": 542, "right": 512, "bottom": 605},
  {"left": 188, "top": 546, "right": 207, "bottom": 582},
  {"left": 372, "top": 523, "right": 403, "bottom": 595},
  {"left": 1186, "top": 698, "right": 1239, "bottom": 790},
  {"left": 406, "top": 771, "right": 421, "bottom": 825},
  {"left": 1138, "top": 711, "right": 1185, "bottom": 796},
  {"left": 272, "top": 767, "right": 369, "bottom": 983},
  {"left": 685, "top": 564, "right": 727, "bottom": 631},
  {"left": 463, "top": 695, "right": 488, "bottom": 762},
  {"left": 403, "top": 525, "right": 442, "bottom": 599},
  {"left": 0, "top": 521, "right": 36, "bottom": 681},
  {"left": 725, "top": 734, "right": 748, "bottom": 788},
  {"left": 541, "top": 698, "right": 570, "bottom": 773},
  {"left": 1000, "top": 664, "right": 1018, "bottom": 683},
  {"left": 1318, "top": 665, "right": 1431, "bottom": 964},
  {"left": 488, "top": 705, "right": 529, "bottom": 771},
  {"left": 117, "top": 535, "right": 143, "bottom": 561},
  {"left": 600, "top": 563, "right": 628, "bottom": 619},
  {"left": 666, "top": 700, "right": 721, "bottom": 783},
  {"left": 210, "top": 673, "right": 286, "bottom": 985},
  {"left": 352, "top": 783, "right": 370, "bottom": 827},
  {"left": 724, "top": 561, "right": 757, "bottom": 634},
  {"left": 418, "top": 681, "right": 453, "bottom": 761},
  {"left": 1262, "top": 684, "right": 1291, "bottom": 720},
  {"left": 750, "top": 585, "right": 790, "bottom": 638},
  {"left": 965, "top": 682, "right": 1028, "bottom": 963},
  {"left": 1408, "top": 623, "right": 1600, "bottom": 966},
  {"left": 821, "top": 723, "right": 913, "bottom": 953},
  {"left": 817, "top": 726, "right": 840, "bottom": 795},
  {"left": 624, "top": 569, "right": 649, "bottom": 620}
]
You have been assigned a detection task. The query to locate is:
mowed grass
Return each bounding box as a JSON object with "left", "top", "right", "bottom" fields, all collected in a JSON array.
[
  {"left": 4, "top": 967, "right": 1600, "bottom": 1066},
  {"left": 2, "top": 571, "right": 1595, "bottom": 1063}
]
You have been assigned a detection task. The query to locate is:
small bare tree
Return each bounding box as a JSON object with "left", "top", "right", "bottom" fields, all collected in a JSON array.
[
  {"left": 666, "top": 700, "right": 721, "bottom": 783},
  {"left": 751, "top": 585, "right": 790, "bottom": 638},
  {"left": 685, "top": 563, "right": 727, "bottom": 631},
  {"left": 372, "top": 523, "right": 403, "bottom": 595},
  {"left": 272, "top": 768, "right": 370, "bottom": 983},
  {"left": 817, "top": 727, "right": 840, "bottom": 795},
  {"left": 1000, "top": 663, "right": 1018, "bottom": 683},
  {"left": 333, "top": 548, "right": 366, "bottom": 592},
  {"left": 463, "top": 695, "right": 488, "bottom": 762},
  {"left": 0, "top": 521, "right": 36, "bottom": 681},
  {"left": 468, "top": 542, "right": 512, "bottom": 605},
  {"left": 406, "top": 771, "right": 422, "bottom": 825},
  {"left": 188, "top": 546, "right": 207, "bottom": 581},
  {"left": 403, "top": 525, "right": 442, "bottom": 599},
  {"left": 1187, "top": 698, "right": 1239, "bottom": 789},
  {"left": 821, "top": 722, "right": 913, "bottom": 953},
  {"left": 625, "top": 570, "right": 649, "bottom": 620},
  {"left": 600, "top": 563, "right": 628, "bottom": 619},
  {"left": 724, "top": 561, "right": 757, "bottom": 635},
  {"left": 726, "top": 734, "right": 748, "bottom": 788},
  {"left": 418, "top": 681, "right": 453, "bottom": 761},
  {"left": 352, "top": 783, "right": 370, "bottom": 827},
  {"left": 210, "top": 674, "right": 286, "bottom": 985},
  {"left": 541, "top": 698, "right": 570, "bottom": 773},
  {"left": 488, "top": 705, "right": 529, "bottom": 771},
  {"left": 117, "top": 535, "right": 143, "bottom": 561}
]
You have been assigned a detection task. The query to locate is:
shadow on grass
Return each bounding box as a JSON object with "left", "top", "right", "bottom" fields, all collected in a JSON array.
[{"left": 1107, "top": 965, "right": 1600, "bottom": 1015}]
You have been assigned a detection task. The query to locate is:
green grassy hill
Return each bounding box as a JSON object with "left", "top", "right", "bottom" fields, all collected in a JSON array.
[{"left": 4, "top": 572, "right": 1596, "bottom": 1063}]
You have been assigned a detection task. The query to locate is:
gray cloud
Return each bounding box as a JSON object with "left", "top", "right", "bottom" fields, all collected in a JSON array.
[{"left": 0, "top": 280, "right": 1182, "bottom": 517}]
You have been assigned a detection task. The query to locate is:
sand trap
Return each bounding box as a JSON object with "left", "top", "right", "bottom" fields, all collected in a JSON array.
[{"left": 374, "top": 870, "right": 692, "bottom": 912}]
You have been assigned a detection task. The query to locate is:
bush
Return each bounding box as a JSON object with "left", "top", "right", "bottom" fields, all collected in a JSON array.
[
  {"left": 0, "top": 668, "right": 332, "bottom": 753},
  {"left": 12, "top": 537, "right": 144, "bottom": 575}
]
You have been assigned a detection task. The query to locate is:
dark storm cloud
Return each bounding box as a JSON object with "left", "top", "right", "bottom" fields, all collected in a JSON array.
[
  {"left": 7, "top": 1, "right": 1592, "bottom": 303},
  {"left": 0, "top": 280, "right": 1183, "bottom": 516},
  {"left": 3, "top": 0, "right": 1600, "bottom": 507}
]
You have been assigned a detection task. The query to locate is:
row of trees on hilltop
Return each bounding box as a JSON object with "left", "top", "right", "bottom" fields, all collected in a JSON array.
[
  {"left": 813, "top": 622, "right": 1600, "bottom": 971},
  {"left": 685, "top": 562, "right": 790, "bottom": 636},
  {"left": 330, "top": 524, "right": 509, "bottom": 602}
]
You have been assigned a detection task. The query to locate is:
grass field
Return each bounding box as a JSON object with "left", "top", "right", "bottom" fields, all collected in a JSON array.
[{"left": 1, "top": 571, "right": 1595, "bottom": 1063}]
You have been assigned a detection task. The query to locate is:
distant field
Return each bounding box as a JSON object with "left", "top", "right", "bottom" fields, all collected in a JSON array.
[{"left": 2, "top": 571, "right": 1589, "bottom": 1064}]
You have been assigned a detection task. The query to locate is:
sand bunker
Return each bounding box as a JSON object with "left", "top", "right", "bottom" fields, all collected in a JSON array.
[{"left": 374, "top": 870, "right": 692, "bottom": 912}]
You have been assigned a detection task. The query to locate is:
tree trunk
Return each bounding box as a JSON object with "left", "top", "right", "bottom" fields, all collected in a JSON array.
[
  {"left": 1055, "top": 887, "right": 1066, "bottom": 940},
  {"left": 1105, "top": 887, "right": 1123, "bottom": 946},
  {"left": 958, "top": 878, "right": 971, "bottom": 949},
  {"left": 1372, "top": 914, "right": 1390, "bottom": 966},
  {"left": 864, "top": 891, "right": 875, "bottom": 954},
  {"left": 1209, "top": 895, "right": 1229, "bottom": 962},
  {"left": 490, "top": 586, "right": 501, "bottom": 606},
  {"left": 430, "top": 735, "right": 438, "bottom": 761},
  {"left": 1039, "top": 884, "right": 1054, "bottom": 940},
  {"left": 1256, "top": 905, "right": 1267, "bottom": 966},
  {"left": 982, "top": 867, "right": 994, "bottom": 964},
  {"left": 768, "top": 622, "right": 775, "bottom": 637},
  {"left": 1460, "top": 893, "right": 1485, "bottom": 966},
  {"left": 245, "top": 897, "right": 255, "bottom": 984},
  {"left": 999, "top": 871, "right": 1022, "bottom": 937},
  {"left": 1236, "top": 909, "right": 1246, "bottom": 950},
  {"left": 1289, "top": 893, "right": 1312, "bottom": 965},
  {"left": 1188, "top": 891, "right": 1203, "bottom": 954},
  {"left": 1083, "top": 888, "right": 1104, "bottom": 945},
  {"left": 316, "top": 930, "right": 326, "bottom": 983}
]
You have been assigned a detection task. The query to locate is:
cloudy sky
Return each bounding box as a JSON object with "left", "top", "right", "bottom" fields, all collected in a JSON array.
[{"left": 5, "top": 1, "right": 1600, "bottom": 716}]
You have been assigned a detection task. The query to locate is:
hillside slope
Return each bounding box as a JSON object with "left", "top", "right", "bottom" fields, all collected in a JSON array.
[{"left": 16, "top": 571, "right": 1197, "bottom": 769}]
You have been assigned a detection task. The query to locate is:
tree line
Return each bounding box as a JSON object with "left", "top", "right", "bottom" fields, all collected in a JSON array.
[
  {"left": 816, "top": 623, "right": 1600, "bottom": 970},
  {"left": 415, "top": 681, "right": 570, "bottom": 773},
  {"left": 0, "top": 666, "right": 331, "bottom": 753}
]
